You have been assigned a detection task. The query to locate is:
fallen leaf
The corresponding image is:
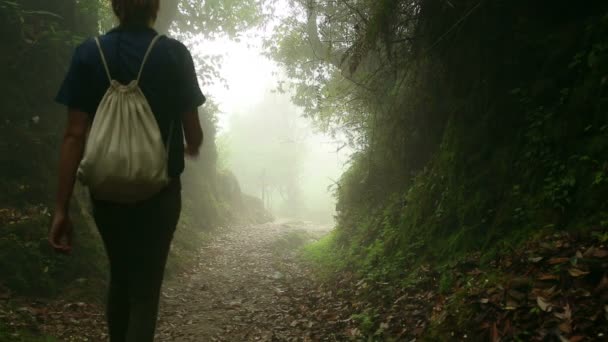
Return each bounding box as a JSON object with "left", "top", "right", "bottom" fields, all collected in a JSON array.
[
  {"left": 583, "top": 246, "right": 596, "bottom": 258},
  {"left": 538, "top": 274, "right": 560, "bottom": 281},
  {"left": 593, "top": 249, "right": 608, "bottom": 258},
  {"left": 505, "top": 298, "right": 518, "bottom": 310},
  {"left": 536, "top": 296, "right": 552, "bottom": 312},
  {"left": 554, "top": 304, "right": 572, "bottom": 320},
  {"left": 394, "top": 294, "right": 407, "bottom": 304},
  {"left": 529, "top": 256, "right": 543, "bottom": 263},
  {"left": 468, "top": 268, "right": 482, "bottom": 276},
  {"left": 548, "top": 257, "right": 570, "bottom": 265},
  {"left": 568, "top": 268, "right": 590, "bottom": 277},
  {"left": 569, "top": 336, "right": 584, "bottom": 342},
  {"left": 533, "top": 285, "right": 557, "bottom": 298},
  {"left": 559, "top": 321, "right": 572, "bottom": 334}
]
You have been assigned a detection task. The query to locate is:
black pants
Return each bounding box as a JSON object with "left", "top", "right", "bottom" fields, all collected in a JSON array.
[{"left": 92, "top": 179, "right": 181, "bottom": 342}]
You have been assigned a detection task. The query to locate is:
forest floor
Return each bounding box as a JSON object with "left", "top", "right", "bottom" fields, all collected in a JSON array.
[
  {"left": 156, "top": 220, "right": 334, "bottom": 341},
  {"left": 1, "top": 221, "right": 607, "bottom": 341},
  {"left": 0, "top": 221, "right": 341, "bottom": 341}
]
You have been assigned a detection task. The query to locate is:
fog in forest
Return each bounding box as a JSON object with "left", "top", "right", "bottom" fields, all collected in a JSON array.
[
  {"left": 2, "top": 0, "right": 607, "bottom": 340},
  {"left": 190, "top": 8, "right": 349, "bottom": 224},
  {"left": 219, "top": 92, "right": 346, "bottom": 223}
]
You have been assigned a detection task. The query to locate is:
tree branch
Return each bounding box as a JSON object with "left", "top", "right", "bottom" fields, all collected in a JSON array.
[
  {"left": 338, "top": 0, "right": 367, "bottom": 24},
  {"left": 305, "top": 0, "right": 349, "bottom": 69}
]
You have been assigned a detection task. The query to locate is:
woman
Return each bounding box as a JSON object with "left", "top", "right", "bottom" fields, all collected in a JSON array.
[{"left": 49, "top": 1, "right": 205, "bottom": 341}]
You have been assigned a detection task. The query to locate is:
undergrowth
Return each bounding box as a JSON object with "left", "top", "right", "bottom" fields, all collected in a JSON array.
[
  {"left": 297, "top": 9, "right": 608, "bottom": 340},
  {"left": 0, "top": 186, "right": 107, "bottom": 302},
  {"left": 0, "top": 323, "right": 57, "bottom": 342},
  {"left": 308, "top": 3, "right": 608, "bottom": 286}
]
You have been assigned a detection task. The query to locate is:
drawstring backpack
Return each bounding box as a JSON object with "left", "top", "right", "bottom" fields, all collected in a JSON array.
[{"left": 77, "top": 35, "right": 172, "bottom": 203}]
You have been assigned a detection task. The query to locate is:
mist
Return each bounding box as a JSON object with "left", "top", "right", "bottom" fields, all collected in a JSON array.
[
  {"left": 2, "top": 1, "right": 607, "bottom": 341},
  {"left": 216, "top": 91, "right": 342, "bottom": 223},
  {"left": 189, "top": 15, "right": 349, "bottom": 224}
]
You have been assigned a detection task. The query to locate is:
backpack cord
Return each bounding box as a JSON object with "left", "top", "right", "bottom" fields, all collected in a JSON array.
[
  {"left": 137, "top": 35, "right": 163, "bottom": 83},
  {"left": 94, "top": 35, "right": 173, "bottom": 167},
  {"left": 94, "top": 37, "right": 112, "bottom": 82},
  {"left": 94, "top": 34, "right": 163, "bottom": 84}
]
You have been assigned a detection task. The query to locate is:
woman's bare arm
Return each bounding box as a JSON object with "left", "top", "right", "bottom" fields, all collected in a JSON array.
[
  {"left": 182, "top": 110, "right": 203, "bottom": 157},
  {"left": 49, "top": 109, "right": 89, "bottom": 253}
]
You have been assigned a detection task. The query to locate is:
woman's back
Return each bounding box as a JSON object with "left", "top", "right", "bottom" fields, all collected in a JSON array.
[{"left": 56, "top": 26, "right": 205, "bottom": 178}]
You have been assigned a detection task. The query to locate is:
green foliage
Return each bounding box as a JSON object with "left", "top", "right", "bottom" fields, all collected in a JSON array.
[
  {"left": 350, "top": 311, "right": 377, "bottom": 336},
  {"left": 0, "top": 203, "right": 106, "bottom": 300},
  {"left": 271, "top": 0, "right": 608, "bottom": 290},
  {"left": 171, "top": 0, "right": 267, "bottom": 39},
  {"left": 270, "top": 229, "right": 321, "bottom": 256},
  {"left": 438, "top": 271, "right": 454, "bottom": 295},
  {"left": 0, "top": 323, "right": 57, "bottom": 342},
  {"left": 0, "top": 1, "right": 108, "bottom": 299},
  {"left": 301, "top": 232, "right": 346, "bottom": 280}
]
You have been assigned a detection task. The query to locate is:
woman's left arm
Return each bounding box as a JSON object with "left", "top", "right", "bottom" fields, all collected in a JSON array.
[{"left": 49, "top": 109, "right": 89, "bottom": 254}]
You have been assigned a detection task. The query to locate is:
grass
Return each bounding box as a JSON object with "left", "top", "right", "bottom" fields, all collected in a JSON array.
[
  {"left": 0, "top": 197, "right": 107, "bottom": 301},
  {"left": 301, "top": 231, "right": 347, "bottom": 280},
  {"left": 0, "top": 323, "right": 57, "bottom": 342},
  {"left": 271, "top": 229, "right": 317, "bottom": 255}
]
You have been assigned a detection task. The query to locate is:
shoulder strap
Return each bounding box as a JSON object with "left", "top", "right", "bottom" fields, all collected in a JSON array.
[
  {"left": 137, "top": 35, "right": 163, "bottom": 82},
  {"left": 94, "top": 37, "right": 112, "bottom": 82}
]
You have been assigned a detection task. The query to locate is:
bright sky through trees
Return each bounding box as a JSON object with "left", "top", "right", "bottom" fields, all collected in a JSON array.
[{"left": 190, "top": 0, "right": 350, "bottom": 223}]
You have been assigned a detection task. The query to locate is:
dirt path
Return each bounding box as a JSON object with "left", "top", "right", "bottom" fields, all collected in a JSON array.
[
  {"left": 6, "top": 221, "right": 605, "bottom": 341},
  {"left": 156, "top": 221, "right": 332, "bottom": 342},
  {"left": 1, "top": 221, "right": 337, "bottom": 342}
]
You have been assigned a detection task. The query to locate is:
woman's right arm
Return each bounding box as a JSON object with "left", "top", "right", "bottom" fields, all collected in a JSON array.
[
  {"left": 182, "top": 110, "right": 203, "bottom": 156},
  {"left": 175, "top": 42, "right": 205, "bottom": 157}
]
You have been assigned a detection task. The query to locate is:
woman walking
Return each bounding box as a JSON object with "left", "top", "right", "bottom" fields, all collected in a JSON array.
[{"left": 49, "top": 1, "right": 205, "bottom": 341}]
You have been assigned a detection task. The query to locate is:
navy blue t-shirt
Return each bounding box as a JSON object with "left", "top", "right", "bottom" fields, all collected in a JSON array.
[{"left": 56, "top": 26, "right": 206, "bottom": 178}]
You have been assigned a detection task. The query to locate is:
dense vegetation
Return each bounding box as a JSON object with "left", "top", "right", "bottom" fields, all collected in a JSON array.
[
  {"left": 270, "top": 0, "right": 608, "bottom": 277},
  {"left": 265, "top": 0, "right": 608, "bottom": 338}
]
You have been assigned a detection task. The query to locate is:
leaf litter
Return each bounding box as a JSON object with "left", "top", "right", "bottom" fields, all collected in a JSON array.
[{"left": 1, "top": 225, "right": 607, "bottom": 341}]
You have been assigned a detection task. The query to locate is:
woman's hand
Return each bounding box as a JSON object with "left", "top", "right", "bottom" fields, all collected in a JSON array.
[
  {"left": 49, "top": 211, "right": 73, "bottom": 254},
  {"left": 184, "top": 144, "right": 200, "bottom": 158}
]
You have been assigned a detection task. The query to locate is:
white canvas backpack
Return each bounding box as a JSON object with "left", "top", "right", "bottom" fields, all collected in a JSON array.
[{"left": 77, "top": 35, "right": 172, "bottom": 203}]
